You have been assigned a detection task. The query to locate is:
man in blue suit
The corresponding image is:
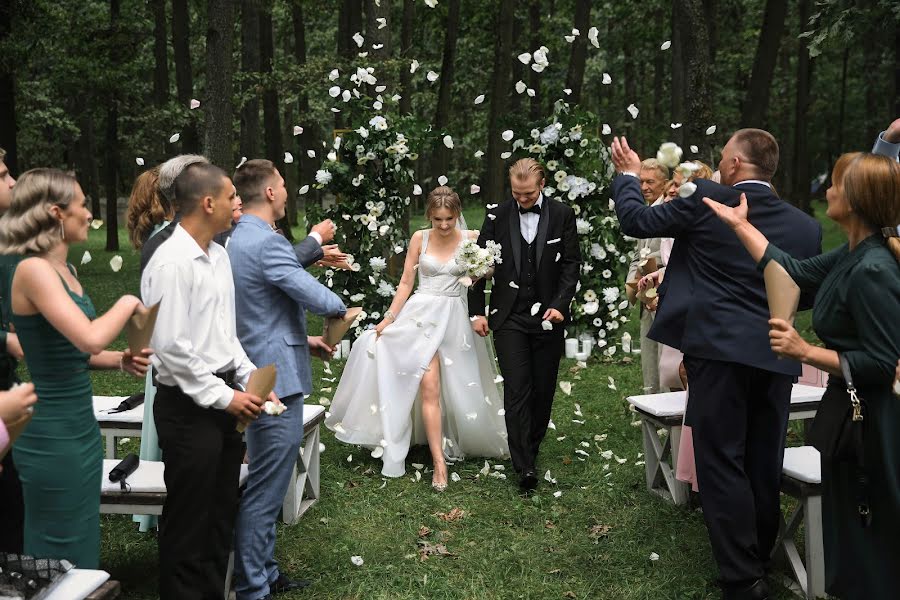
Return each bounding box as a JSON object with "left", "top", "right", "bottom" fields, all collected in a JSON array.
[
  {"left": 611, "top": 130, "right": 821, "bottom": 600},
  {"left": 228, "top": 159, "right": 347, "bottom": 600}
]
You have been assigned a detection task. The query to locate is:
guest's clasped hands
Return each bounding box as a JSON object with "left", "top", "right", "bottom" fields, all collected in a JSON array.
[{"left": 311, "top": 219, "right": 350, "bottom": 269}]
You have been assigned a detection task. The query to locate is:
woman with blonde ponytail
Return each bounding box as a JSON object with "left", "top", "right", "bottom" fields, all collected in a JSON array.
[{"left": 703, "top": 149, "right": 900, "bottom": 598}]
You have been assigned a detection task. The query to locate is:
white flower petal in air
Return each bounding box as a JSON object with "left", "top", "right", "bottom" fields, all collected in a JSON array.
[
  {"left": 602, "top": 124, "right": 611, "bottom": 135},
  {"left": 563, "top": 88, "right": 572, "bottom": 96},
  {"left": 371, "top": 446, "right": 384, "bottom": 458},
  {"left": 328, "top": 86, "right": 340, "bottom": 98},
  {"left": 376, "top": 17, "right": 386, "bottom": 29},
  {"left": 706, "top": 125, "right": 717, "bottom": 135},
  {"left": 328, "top": 69, "right": 339, "bottom": 81},
  {"left": 660, "top": 40, "right": 671, "bottom": 50},
  {"left": 494, "top": 374, "right": 504, "bottom": 383},
  {"left": 190, "top": 98, "right": 200, "bottom": 109},
  {"left": 588, "top": 27, "right": 599, "bottom": 48},
  {"left": 474, "top": 94, "right": 485, "bottom": 105},
  {"left": 81, "top": 251, "right": 92, "bottom": 265},
  {"left": 410, "top": 59, "right": 419, "bottom": 73},
  {"left": 564, "top": 35, "right": 575, "bottom": 43},
  {"left": 352, "top": 32, "right": 364, "bottom": 47},
  {"left": 690, "top": 145, "right": 699, "bottom": 153},
  {"left": 602, "top": 73, "right": 611, "bottom": 85},
  {"left": 307, "top": 149, "right": 316, "bottom": 158},
  {"left": 298, "top": 185, "right": 309, "bottom": 195},
  {"left": 531, "top": 63, "right": 545, "bottom": 73},
  {"left": 559, "top": 381, "right": 572, "bottom": 395},
  {"left": 350, "top": 555, "right": 364, "bottom": 566},
  {"left": 678, "top": 181, "right": 697, "bottom": 198},
  {"left": 470, "top": 184, "right": 480, "bottom": 194},
  {"left": 90, "top": 220, "right": 103, "bottom": 230},
  {"left": 375, "top": 85, "right": 386, "bottom": 93},
  {"left": 293, "top": 125, "right": 303, "bottom": 136},
  {"left": 284, "top": 152, "right": 294, "bottom": 164},
  {"left": 342, "top": 90, "right": 351, "bottom": 102},
  {"left": 474, "top": 150, "right": 484, "bottom": 158},
  {"left": 517, "top": 52, "right": 532, "bottom": 65},
  {"left": 530, "top": 302, "right": 541, "bottom": 316},
  {"left": 442, "top": 135, "right": 453, "bottom": 149},
  {"left": 541, "top": 320, "right": 553, "bottom": 331},
  {"left": 424, "top": 0, "right": 438, "bottom": 7},
  {"left": 438, "top": 175, "right": 448, "bottom": 186},
  {"left": 169, "top": 133, "right": 180, "bottom": 143},
  {"left": 413, "top": 184, "right": 423, "bottom": 195},
  {"left": 670, "top": 123, "right": 682, "bottom": 129},
  {"left": 501, "top": 129, "right": 514, "bottom": 142},
  {"left": 627, "top": 104, "right": 639, "bottom": 119},
  {"left": 526, "top": 88, "right": 535, "bottom": 97},
  {"left": 135, "top": 157, "right": 144, "bottom": 166},
  {"left": 515, "top": 80, "right": 527, "bottom": 94},
  {"left": 426, "top": 70, "right": 439, "bottom": 82},
  {"left": 500, "top": 151, "right": 512, "bottom": 159},
  {"left": 109, "top": 255, "right": 123, "bottom": 272},
  {"left": 509, "top": 281, "right": 519, "bottom": 289}
]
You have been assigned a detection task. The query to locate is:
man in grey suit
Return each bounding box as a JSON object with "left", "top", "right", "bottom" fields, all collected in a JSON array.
[{"left": 228, "top": 159, "right": 347, "bottom": 600}]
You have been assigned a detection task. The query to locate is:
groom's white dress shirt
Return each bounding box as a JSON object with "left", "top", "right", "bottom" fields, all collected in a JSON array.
[
  {"left": 519, "top": 196, "right": 543, "bottom": 244},
  {"left": 141, "top": 224, "right": 255, "bottom": 410}
]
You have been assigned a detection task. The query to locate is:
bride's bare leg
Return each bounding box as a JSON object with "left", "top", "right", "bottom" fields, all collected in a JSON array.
[{"left": 420, "top": 353, "right": 447, "bottom": 487}]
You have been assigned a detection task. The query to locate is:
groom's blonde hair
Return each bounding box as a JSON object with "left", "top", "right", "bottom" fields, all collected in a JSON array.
[
  {"left": 509, "top": 158, "right": 545, "bottom": 183},
  {"left": 425, "top": 186, "right": 461, "bottom": 219}
]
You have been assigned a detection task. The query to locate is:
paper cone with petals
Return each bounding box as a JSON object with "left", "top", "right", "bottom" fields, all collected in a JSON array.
[
  {"left": 125, "top": 301, "right": 160, "bottom": 355},
  {"left": 236, "top": 365, "right": 277, "bottom": 433},
  {"left": 0, "top": 411, "right": 32, "bottom": 461},
  {"left": 323, "top": 307, "right": 362, "bottom": 347},
  {"left": 764, "top": 261, "right": 800, "bottom": 325}
]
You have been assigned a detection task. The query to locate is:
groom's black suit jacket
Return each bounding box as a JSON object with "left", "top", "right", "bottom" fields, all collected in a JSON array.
[{"left": 469, "top": 197, "right": 581, "bottom": 331}]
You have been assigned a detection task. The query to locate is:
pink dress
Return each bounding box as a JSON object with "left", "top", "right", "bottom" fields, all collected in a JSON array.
[{"left": 0, "top": 418, "right": 9, "bottom": 458}]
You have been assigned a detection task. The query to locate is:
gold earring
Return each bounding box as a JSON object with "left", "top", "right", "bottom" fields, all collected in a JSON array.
[{"left": 59, "top": 220, "right": 66, "bottom": 241}]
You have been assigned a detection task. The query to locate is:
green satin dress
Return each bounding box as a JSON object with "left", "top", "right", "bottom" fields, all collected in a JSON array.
[{"left": 12, "top": 264, "right": 101, "bottom": 568}]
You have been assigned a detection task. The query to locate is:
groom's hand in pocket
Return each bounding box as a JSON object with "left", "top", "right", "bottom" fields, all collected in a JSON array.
[
  {"left": 542, "top": 308, "right": 564, "bottom": 323},
  {"left": 471, "top": 316, "right": 489, "bottom": 337}
]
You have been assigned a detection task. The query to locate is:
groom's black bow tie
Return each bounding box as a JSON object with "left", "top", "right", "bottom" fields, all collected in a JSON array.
[{"left": 518, "top": 204, "right": 541, "bottom": 215}]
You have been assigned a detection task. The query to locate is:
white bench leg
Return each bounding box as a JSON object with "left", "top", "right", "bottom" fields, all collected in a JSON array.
[
  {"left": 641, "top": 419, "right": 689, "bottom": 506},
  {"left": 282, "top": 424, "right": 321, "bottom": 525},
  {"left": 105, "top": 432, "right": 115, "bottom": 459},
  {"left": 804, "top": 494, "right": 825, "bottom": 600}
]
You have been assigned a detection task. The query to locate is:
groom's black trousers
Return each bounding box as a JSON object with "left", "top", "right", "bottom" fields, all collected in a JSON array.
[
  {"left": 493, "top": 315, "right": 564, "bottom": 474},
  {"left": 683, "top": 355, "right": 793, "bottom": 586}
]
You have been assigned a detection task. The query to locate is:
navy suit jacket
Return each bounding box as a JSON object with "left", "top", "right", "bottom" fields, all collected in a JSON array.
[
  {"left": 612, "top": 176, "right": 822, "bottom": 376},
  {"left": 228, "top": 215, "right": 346, "bottom": 399}
]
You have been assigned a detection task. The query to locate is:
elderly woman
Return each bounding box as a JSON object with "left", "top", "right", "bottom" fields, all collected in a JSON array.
[
  {"left": 704, "top": 152, "right": 900, "bottom": 599},
  {"left": 0, "top": 169, "right": 151, "bottom": 567}
]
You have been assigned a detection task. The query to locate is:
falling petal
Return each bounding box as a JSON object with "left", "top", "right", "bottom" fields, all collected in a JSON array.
[
  {"left": 169, "top": 133, "right": 180, "bottom": 143},
  {"left": 81, "top": 251, "right": 92, "bottom": 265},
  {"left": 442, "top": 135, "right": 453, "bottom": 149},
  {"left": 526, "top": 88, "right": 536, "bottom": 97},
  {"left": 588, "top": 26, "right": 599, "bottom": 48},
  {"left": 474, "top": 150, "right": 484, "bottom": 158},
  {"left": 376, "top": 17, "right": 386, "bottom": 29},
  {"left": 346, "top": 454, "right": 353, "bottom": 462},
  {"left": 563, "top": 88, "right": 572, "bottom": 95},
  {"left": 352, "top": 32, "right": 364, "bottom": 47},
  {"left": 307, "top": 149, "right": 316, "bottom": 158},
  {"left": 564, "top": 35, "right": 575, "bottom": 43},
  {"left": 236, "top": 156, "right": 248, "bottom": 169},
  {"left": 413, "top": 184, "right": 423, "bottom": 195},
  {"left": 509, "top": 281, "right": 519, "bottom": 289},
  {"left": 427, "top": 70, "right": 439, "bottom": 82},
  {"left": 410, "top": 59, "right": 419, "bottom": 73},
  {"left": 494, "top": 374, "right": 504, "bottom": 383},
  {"left": 689, "top": 145, "right": 699, "bottom": 153},
  {"left": 328, "top": 85, "right": 340, "bottom": 98},
  {"left": 190, "top": 98, "right": 200, "bottom": 109},
  {"left": 515, "top": 80, "right": 527, "bottom": 94},
  {"left": 627, "top": 104, "right": 639, "bottom": 119},
  {"left": 541, "top": 320, "right": 553, "bottom": 331},
  {"left": 555, "top": 252, "right": 561, "bottom": 262},
  {"left": 660, "top": 40, "right": 671, "bottom": 50},
  {"left": 530, "top": 302, "right": 541, "bottom": 316},
  {"left": 500, "top": 151, "right": 512, "bottom": 159},
  {"left": 517, "top": 52, "right": 532, "bottom": 65},
  {"left": 602, "top": 124, "right": 611, "bottom": 135},
  {"left": 109, "top": 255, "right": 123, "bottom": 272},
  {"left": 670, "top": 123, "right": 682, "bottom": 129},
  {"left": 474, "top": 94, "right": 485, "bottom": 104},
  {"left": 284, "top": 152, "right": 294, "bottom": 164},
  {"left": 602, "top": 73, "right": 611, "bottom": 85},
  {"left": 135, "top": 157, "right": 144, "bottom": 166},
  {"left": 470, "top": 184, "right": 480, "bottom": 194},
  {"left": 501, "top": 129, "right": 514, "bottom": 142}
]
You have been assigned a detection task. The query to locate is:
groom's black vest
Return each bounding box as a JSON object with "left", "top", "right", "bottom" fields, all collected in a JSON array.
[{"left": 512, "top": 234, "right": 538, "bottom": 314}]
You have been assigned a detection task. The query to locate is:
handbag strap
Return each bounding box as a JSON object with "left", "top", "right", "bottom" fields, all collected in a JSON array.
[{"left": 838, "top": 353, "right": 872, "bottom": 527}]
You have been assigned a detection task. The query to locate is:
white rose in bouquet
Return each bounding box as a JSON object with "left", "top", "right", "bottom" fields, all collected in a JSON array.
[
  {"left": 454, "top": 239, "right": 502, "bottom": 287},
  {"left": 656, "top": 142, "right": 683, "bottom": 169}
]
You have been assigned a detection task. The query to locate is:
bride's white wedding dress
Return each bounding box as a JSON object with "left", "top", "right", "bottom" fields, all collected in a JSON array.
[{"left": 326, "top": 229, "right": 510, "bottom": 477}]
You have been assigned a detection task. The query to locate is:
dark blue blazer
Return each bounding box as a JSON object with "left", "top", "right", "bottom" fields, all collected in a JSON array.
[{"left": 611, "top": 175, "right": 822, "bottom": 376}]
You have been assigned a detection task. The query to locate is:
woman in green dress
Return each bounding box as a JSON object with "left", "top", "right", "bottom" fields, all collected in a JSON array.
[
  {"left": 704, "top": 153, "right": 900, "bottom": 598},
  {"left": 0, "top": 168, "right": 151, "bottom": 568}
]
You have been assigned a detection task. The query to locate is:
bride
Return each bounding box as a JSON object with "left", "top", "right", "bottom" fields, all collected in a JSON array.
[{"left": 326, "top": 186, "right": 509, "bottom": 489}]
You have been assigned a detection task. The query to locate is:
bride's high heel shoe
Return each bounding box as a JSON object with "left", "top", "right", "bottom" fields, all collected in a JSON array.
[{"left": 432, "top": 463, "right": 448, "bottom": 492}]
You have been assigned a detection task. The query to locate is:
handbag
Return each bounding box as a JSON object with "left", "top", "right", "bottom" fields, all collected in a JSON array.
[{"left": 807, "top": 354, "right": 871, "bottom": 526}]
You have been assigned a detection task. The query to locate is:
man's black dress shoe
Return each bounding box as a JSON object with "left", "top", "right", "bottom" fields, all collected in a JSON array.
[
  {"left": 271, "top": 573, "right": 311, "bottom": 594},
  {"left": 519, "top": 469, "right": 538, "bottom": 492},
  {"left": 722, "top": 578, "right": 770, "bottom": 600}
]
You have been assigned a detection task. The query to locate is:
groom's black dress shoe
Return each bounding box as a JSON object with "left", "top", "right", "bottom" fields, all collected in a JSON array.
[
  {"left": 271, "top": 573, "right": 311, "bottom": 594},
  {"left": 721, "top": 578, "right": 770, "bottom": 600},
  {"left": 519, "top": 469, "right": 538, "bottom": 492}
]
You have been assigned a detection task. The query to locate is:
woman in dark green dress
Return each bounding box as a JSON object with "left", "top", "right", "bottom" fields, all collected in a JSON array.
[
  {"left": 704, "top": 153, "right": 900, "bottom": 598},
  {"left": 0, "top": 169, "right": 151, "bottom": 568}
]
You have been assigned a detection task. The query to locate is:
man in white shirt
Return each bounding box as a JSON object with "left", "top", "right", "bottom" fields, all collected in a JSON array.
[{"left": 141, "top": 162, "right": 270, "bottom": 600}]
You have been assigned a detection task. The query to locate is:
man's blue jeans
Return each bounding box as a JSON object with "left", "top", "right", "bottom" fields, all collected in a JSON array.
[{"left": 233, "top": 394, "right": 304, "bottom": 600}]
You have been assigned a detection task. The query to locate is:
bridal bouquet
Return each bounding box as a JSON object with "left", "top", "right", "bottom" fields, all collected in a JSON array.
[{"left": 455, "top": 239, "right": 502, "bottom": 287}]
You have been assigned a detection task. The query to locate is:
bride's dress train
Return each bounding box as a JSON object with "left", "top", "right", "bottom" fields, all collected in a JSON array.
[{"left": 326, "top": 230, "right": 510, "bottom": 477}]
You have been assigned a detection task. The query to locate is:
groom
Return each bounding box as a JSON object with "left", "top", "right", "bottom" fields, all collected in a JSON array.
[{"left": 470, "top": 158, "right": 581, "bottom": 491}]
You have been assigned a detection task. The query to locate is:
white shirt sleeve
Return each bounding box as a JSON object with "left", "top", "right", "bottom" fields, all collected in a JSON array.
[{"left": 308, "top": 231, "right": 323, "bottom": 245}]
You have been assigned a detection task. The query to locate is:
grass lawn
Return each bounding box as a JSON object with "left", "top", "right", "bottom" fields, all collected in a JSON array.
[{"left": 64, "top": 200, "right": 840, "bottom": 599}]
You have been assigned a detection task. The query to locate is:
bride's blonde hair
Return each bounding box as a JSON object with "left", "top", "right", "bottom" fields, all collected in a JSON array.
[{"left": 425, "top": 186, "right": 462, "bottom": 219}]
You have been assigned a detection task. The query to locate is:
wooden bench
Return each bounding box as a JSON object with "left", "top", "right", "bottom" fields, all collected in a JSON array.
[
  {"left": 774, "top": 446, "right": 824, "bottom": 600},
  {"left": 94, "top": 398, "right": 326, "bottom": 524},
  {"left": 627, "top": 384, "right": 826, "bottom": 506}
]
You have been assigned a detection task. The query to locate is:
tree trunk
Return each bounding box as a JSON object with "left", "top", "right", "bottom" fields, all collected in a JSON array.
[
  {"left": 484, "top": 0, "right": 515, "bottom": 205},
  {"left": 791, "top": 0, "right": 813, "bottom": 213},
  {"left": 509, "top": 15, "right": 524, "bottom": 116},
  {"left": 365, "top": 0, "right": 391, "bottom": 59},
  {"left": 670, "top": 0, "right": 685, "bottom": 147},
  {"left": 398, "top": 0, "right": 415, "bottom": 115},
  {"left": 151, "top": 0, "right": 169, "bottom": 107},
  {"left": 104, "top": 0, "right": 121, "bottom": 251},
  {"left": 240, "top": 0, "right": 262, "bottom": 159},
  {"left": 565, "top": 0, "right": 590, "bottom": 105},
  {"left": 702, "top": 0, "right": 717, "bottom": 65},
  {"left": 335, "top": 0, "right": 362, "bottom": 129},
  {"left": 835, "top": 48, "right": 849, "bottom": 158},
  {"left": 431, "top": 0, "right": 460, "bottom": 181},
  {"left": 171, "top": 0, "right": 199, "bottom": 152},
  {"left": 0, "top": 0, "right": 16, "bottom": 173},
  {"left": 260, "top": 0, "right": 290, "bottom": 238},
  {"left": 292, "top": 0, "right": 316, "bottom": 217},
  {"left": 76, "top": 104, "right": 102, "bottom": 218},
  {"left": 739, "top": 0, "right": 788, "bottom": 127},
  {"left": 679, "top": 0, "right": 712, "bottom": 150},
  {"left": 203, "top": 0, "right": 235, "bottom": 169},
  {"left": 528, "top": 0, "right": 542, "bottom": 121}
]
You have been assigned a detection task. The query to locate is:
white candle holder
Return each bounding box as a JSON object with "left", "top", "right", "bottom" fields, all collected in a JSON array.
[{"left": 564, "top": 338, "right": 579, "bottom": 359}]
